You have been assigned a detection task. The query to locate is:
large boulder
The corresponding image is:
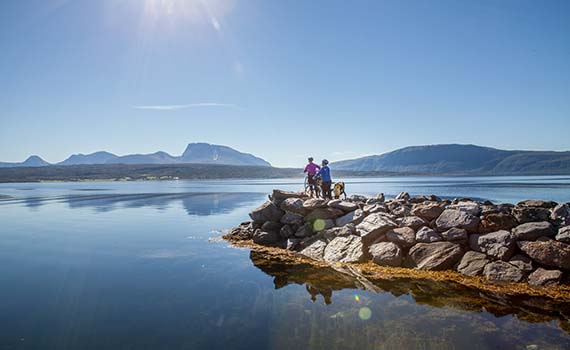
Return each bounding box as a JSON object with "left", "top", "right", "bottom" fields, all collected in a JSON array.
[
  {"left": 305, "top": 208, "right": 345, "bottom": 222},
  {"left": 512, "top": 206, "right": 550, "bottom": 224},
  {"left": 415, "top": 226, "right": 443, "bottom": 243},
  {"left": 369, "top": 242, "right": 403, "bottom": 267},
  {"left": 517, "top": 240, "right": 570, "bottom": 270},
  {"left": 478, "top": 212, "right": 517, "bottom": 234},
  {"left": 261, "top": 221, "right": 282, "bottom": 233},
  {"left": 269, "top": 190, "right": 307, "bottom": 205},
  {"left": 356, "top": 213, "right": 397, "bottom": 246},
  {"left": 508, "top": 254, "right": 534, "bottom": 273},
  {"left": 436, "top": 209, "right": 480, "bottom": 233},
  {"left": 391, "top": 205, "right": 412, "bottom": 218},
  {"left": 555, "top": 226, "right": 570, "bottom": 243},
  {"left": 395, "top": 192, "right": 410, "bottom": 201},
  {"left": 411, "top": 203, "right": 445, "bottom": 221},
  {"left": 335, "top": 209, "right": 365, "bottom": 227},
  {"left": 483, "top": 261, "right": 524, "bottom": 283},
  {"left": 323, "top": 235, "right": 367, "bottom": 263},
  {"left": 280, "top": 212, "right": 304, "bottom": 226},
  {"left": 322, "top": 224, "right": 357, "bottom": 241},
  {"left": 408, "top": 242, "right": 463, "bottom": 270},
  {"left": 294, "top": 223, "right": 313, "bottom": 238},
  {"left": 249, "top": 201, "right": 285, "bottom": 222},
  {"left": 279, "top": 224, "right": 295, "bottom": 239},
  {"left": 517, "top": 200, "right": 557, "bottom": 209},
  {"left": 399, "top": 216, "right": 427, "bottom": 230},
  {"left": 528, "top": 268, "right": 563, "bottom": 287},
  {"left": 280, "top": 198, "right": 310, "bottom": 216},
  {"left": 298, "top": 239, "right": 327, "bottom": 261},
  {"left": 302, "top": 198, "right": 327, "bottom": 210},
  {"left": 551, "top": 203, "right": 570, "bottom": 226},
  {"left": 386, "top": 227, "right": 416, "bottom": 249},
  {"left": 448, "top": 201, "right": 481, "bottom": 216},
  {"left": 252, "top": 230, "right": 281, "bottom": 245},
  {"left": 512, "top": 221, "right": 555, "bottom": 241},
  {"left": 441, "top": 228, "right": 468, "bottom": 243},
  {"left": 328, "top": 200, "right": 359, "bottom": 212},
  {"left": 363, "top": 203, "right": 387, "bottom": 214},
  {"left": 469, "top": 230, "right": 516, "bottom": 261},
  {"left": 457, "top": 251, "right": 490, "bottom": 276}
]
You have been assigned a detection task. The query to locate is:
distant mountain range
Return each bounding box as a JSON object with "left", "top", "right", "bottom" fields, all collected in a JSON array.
[
  {"left": 0, "top": 143, "right": 271, "bottom": 168},
  {"left": 333, "top": 144, "right": 570, "bottom": 175}
]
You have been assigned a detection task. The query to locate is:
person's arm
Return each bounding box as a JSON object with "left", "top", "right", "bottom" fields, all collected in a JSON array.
[{"left": 303, "top": 164, "right": 308, "bottom": 173}]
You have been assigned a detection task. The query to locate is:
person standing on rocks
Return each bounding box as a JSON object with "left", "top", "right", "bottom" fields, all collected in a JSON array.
[
  {"left": 304, "top": 157, "right": 321, "bottom": 196},
  {"left": 316, "top": 159, "right": 333, "bottom": 199}
]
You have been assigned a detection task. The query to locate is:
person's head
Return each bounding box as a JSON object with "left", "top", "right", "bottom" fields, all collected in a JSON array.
[
  {"left": 322, "top": 159, "right": 329, "bottom": 166},
  {"left": 308, "top": 157, "right": 314, "bottom": 163}
]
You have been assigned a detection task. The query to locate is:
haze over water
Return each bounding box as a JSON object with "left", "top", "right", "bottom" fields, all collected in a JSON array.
[{"left": 1, "top": 176, "right": 570, "bottom": 349}]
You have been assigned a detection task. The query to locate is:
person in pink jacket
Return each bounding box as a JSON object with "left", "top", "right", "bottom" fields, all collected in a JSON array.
[{"left": 304, "top": 157, "right": 321, "bottom": 197}]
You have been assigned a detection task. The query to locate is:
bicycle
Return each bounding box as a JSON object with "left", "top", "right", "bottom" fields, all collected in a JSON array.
[{"left": 304, "top": 175, "right": 322, "bottom": 198}]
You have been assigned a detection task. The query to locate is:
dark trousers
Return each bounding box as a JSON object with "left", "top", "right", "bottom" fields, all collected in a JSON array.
[{"left": 322, "top": 181, "right": 332, "bottom": 199}]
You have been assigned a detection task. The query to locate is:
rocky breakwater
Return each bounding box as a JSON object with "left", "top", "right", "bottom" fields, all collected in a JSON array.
[{"left": 225, "top": 189, "right": 570, "bottom": 288}]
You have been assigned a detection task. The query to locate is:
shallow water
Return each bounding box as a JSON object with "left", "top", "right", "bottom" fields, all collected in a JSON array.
[{"left": 1, "top": 176, "right": 570, "bottom": 350}]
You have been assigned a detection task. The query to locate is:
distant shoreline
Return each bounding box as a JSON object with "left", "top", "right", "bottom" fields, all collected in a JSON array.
[{"left": 0, "top": 162, "right": 569, "bottom": 184}]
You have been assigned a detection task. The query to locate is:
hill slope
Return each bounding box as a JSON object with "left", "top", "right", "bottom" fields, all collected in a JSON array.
[
  {"left": 0, "top": 155, "right": 50, "bottom": 168},
  {"left": 333, "top": 144, "right": 570, "bottom": 175}
]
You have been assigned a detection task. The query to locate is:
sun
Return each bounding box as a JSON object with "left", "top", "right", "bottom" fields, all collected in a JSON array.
[{"left": 141, "top": 0, "right": 235, "bottom": 25}]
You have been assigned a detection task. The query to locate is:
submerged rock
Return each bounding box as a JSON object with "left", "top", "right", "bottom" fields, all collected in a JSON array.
[
  {"left": 457, "top": 251, "right": 489, "bottom": 277},
  {"left": 369, "top": 242, "right": 403, "bottom": 267},
  {"left": 408, "top": 242, "right": 463, "bottom": 270}
]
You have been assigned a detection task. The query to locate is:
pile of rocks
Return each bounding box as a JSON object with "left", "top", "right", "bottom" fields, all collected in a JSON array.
[{"left": 227, "top": 189, "right": 570, "bottom": 287}]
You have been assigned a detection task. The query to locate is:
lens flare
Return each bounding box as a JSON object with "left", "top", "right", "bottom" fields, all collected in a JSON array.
[
  {"left": 312, "top": 219, "right": 326, "bottom": 232},
  {"left": 353, "top": 294, "right": 360, "bottom": 302},
  {"left": 358, "top": 307, "right": 372, "bottom": 320}
]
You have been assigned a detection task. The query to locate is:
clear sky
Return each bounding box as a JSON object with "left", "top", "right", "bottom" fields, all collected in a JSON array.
[{"left": 1, "top": 0, "right": 569, "bottom": 167}]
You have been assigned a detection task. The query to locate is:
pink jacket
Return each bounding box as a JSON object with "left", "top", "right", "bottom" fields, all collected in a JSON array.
[{"left": 304, "top": 163, "right": 321, "bottom": 176}]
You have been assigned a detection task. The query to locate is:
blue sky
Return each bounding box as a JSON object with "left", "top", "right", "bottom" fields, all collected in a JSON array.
[{"left": 1, "top": 0, "right": 569, "bottom": 167}]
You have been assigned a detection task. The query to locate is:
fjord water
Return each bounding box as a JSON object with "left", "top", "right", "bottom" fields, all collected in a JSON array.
[{"left": 1, "top": 176, "right": 570, "bottom": 350}]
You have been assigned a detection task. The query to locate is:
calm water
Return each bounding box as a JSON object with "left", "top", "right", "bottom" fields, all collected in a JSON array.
[{"left": 1, "top": 176, "right": 570, "bottom": 350}]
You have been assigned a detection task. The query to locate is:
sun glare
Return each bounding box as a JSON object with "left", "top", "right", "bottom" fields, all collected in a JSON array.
[{"left": 141, "top": 0, "right": 235, "bottom": 26}]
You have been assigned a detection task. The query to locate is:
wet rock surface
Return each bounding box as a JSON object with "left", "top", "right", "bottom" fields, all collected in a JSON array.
[{"left": 228, "top": 189, "right": 570, "bottom": 288}]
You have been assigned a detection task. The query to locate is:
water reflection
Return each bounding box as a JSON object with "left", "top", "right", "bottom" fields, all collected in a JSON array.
[
  {"left": 0, "top": 192, "right": 265, "bottom": 216},
  {"left": 249, "top": 250, "right": 570, "bottom": 334}
]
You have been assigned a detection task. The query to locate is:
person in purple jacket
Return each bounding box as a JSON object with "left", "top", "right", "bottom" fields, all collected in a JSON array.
[{"left": 304, "top": 157, "right": 320, "bottom": 196}]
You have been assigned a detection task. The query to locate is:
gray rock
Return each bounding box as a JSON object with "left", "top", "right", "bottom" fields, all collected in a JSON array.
[
  {"left": 517, "top": 200, "right": 557, "bottom": 209},
  {"left": 349, "top": 194, "right": 368, "bottom": 203},
  {"left": 279, "top": 224, "right": 295, "bottom": 239},
  {"left": 415, "top": 226, "right": 443, "bottom": 243},
  {"left": 249, "top": 201, "right": 285, "bottom": 222},
  {"left": 280, "top": 212, "right": 304, "bottom": 226},
  {"left": 323, "top": 235, "right": 367, "bottom": 263},
  {"left": 399, "top": 216, "right": 427, "bottom": 230},
  {"left": 441, "top": 227, "right": 468, "bottom": 242},
  {"left": 483, "top": 261, "right": 524, "bottom": 282},
  {"left": 261, "top": 221, "right": 282, "bottom": 233},
  {"left": 298, "top": 239, "right": 327, "bottom": 261},
  {"left": 508, "top": 254, "right": 534, "bottom": 272},
  {"left": 363, "top": 203, "right": 387, "bottom": 214},
  {"left": 512, "top": 206, "right": 550, "bottom": 224},
  {"left": 448, "top": 201, "right": 481, "bottom": 216},
  {"left": 269, "top": 189, "right": 307, "bottom": 205},
  {"left": 478, "top": 212, "right": 518, "bottom": 233},
  {"left": 517, "top": 240, "right": 570, "bottom": 270},
  {"left": 551, "top": 203, "right": 570, "bottom": 226},
  {"left": 411, "top": 203, "right": 445, "bottom": 221},
  {"left": 305, "top": 208, "right": 345, "bottom": 222},
  {"left": 555, "top": 226, "right": 570, "bottom": 243},
  {"left": 294, "top": 223, "right": 313, "bottom": 238},
  {"left": 528, "top": 268, "right": 563, "bottom": 287},
  {"left": 335, "top": 209, "right": 365, "bottom": 227},
  {"left": 386, "top": 227, "right": 416, "bottom": 249},
  {"left": 512, "top": 221, "right": 555, "bottom": 241},
  {"left": 329, "top": 200, "right": 359, "bottom": 212},
  {"left": 469, "top": 230, "right": 516, "bottom": 261},
  {"left": 376, "top": 193, "right": 385, "bottom": 203},
  {"left": 457, "top": 251, "right": 490, "bottom": 276},
  {"left": 436, "top": 209, "right": 480, "bottom": 233},
  {"left": 369, "top": 242, "right": 403, "bottom": 267},
  {"left": 356, "top": 213, "right": 398, "bottom": 246},
  {"left": 322, "top": 224, "right": 357, "bottom": 241},
  {"left": 280, "top": 198, "right": 309, "bottom": 216},
  {"left": 302, "top": 198, "right": 327, "bottom": 210},
  {"left": 408, "top": 242, "right": 463, "bottom": 270},
  {"left": 286, "top": 238, "right": 301, "bottom": 250},
  {"left": 391, "top": 205, "right": 412, "bottom": 218},
  {"left": 252, "top": 230, "right": 281, "bottom": 245},
  {"left": 395, "top": 192, "right": 410, "bottom": 201}
]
